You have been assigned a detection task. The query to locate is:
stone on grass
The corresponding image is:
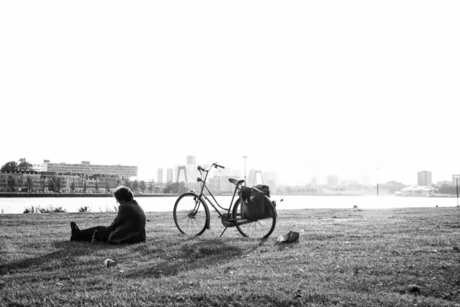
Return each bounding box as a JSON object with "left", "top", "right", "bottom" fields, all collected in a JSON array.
[
  {"left": 104, "top": 259, "right": 116, "bottom": 267},
  {"left": 277, "top": 231, "right": 300, "bottom": 243},
  {"left": 407, "top": 284, "right": 421, "bottom": 293}
]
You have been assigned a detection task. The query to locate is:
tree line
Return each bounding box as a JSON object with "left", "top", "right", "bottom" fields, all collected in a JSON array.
[{"left": 1, "top": 158, "right": 35, "bottom": 172}]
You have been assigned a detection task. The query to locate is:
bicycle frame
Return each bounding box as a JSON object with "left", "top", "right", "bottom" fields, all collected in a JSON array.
[{"left": 191, "top": 164, "right": 240, "bottom": 220}]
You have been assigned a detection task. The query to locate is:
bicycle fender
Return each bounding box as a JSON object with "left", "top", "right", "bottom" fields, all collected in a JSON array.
[{"left": 264, "top": 195, "right": 278, "bottom": 218}]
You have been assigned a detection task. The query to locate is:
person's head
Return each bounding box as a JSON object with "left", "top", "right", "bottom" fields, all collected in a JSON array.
[{"left": 113, "top": 186, "right": 134, "bottom": 203}]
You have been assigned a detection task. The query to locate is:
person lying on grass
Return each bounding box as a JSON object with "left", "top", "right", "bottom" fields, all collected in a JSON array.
[{"left": 70, "top": 186, "right": 146, "bottom": 244}]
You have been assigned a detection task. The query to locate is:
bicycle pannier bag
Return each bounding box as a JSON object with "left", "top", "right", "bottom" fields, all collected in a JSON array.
[{"left": 238, "top": 185, "right": 273, "bottom": 221}]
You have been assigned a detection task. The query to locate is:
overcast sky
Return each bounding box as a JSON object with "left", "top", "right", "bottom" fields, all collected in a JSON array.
[{"left": 1, "top": 1, "right": 459, "bottom": 185}]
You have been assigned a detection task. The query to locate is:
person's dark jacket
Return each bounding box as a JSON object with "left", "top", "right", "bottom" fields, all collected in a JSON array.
[{"left": 107, "top": 199, "right": 146, "bottom": 244}]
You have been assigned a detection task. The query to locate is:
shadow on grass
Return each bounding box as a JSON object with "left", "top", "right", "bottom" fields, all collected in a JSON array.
[
  {"left": 0, "top": 240, "right": 121, "bottom": 276},
  {"left": 1, "top": 234, "right": 272, "bottom": 282},
  {"left": 124, "top": 239, "right": 245, "bottom": 279}
]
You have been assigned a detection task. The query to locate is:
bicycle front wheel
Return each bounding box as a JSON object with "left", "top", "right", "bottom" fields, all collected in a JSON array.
[
  {"left": 173, "top": 193, "right": 209, "bottom": 236},
  {"left": 232, "top": 198, "right": 276, "bottom": 239}
]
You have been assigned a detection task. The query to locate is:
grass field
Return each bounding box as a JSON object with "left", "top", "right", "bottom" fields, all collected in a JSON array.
[{"left": 1, "top": 206, "right": 460, "bottom": 306}]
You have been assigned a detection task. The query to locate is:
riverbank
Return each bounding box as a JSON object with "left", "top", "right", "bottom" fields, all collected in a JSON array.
[
  {"left": 1, "top": 207, "right": 459, "bottom": 306},
  {"left": 0, "top": 192, "right": 178, "bottom": 198},
  {"left": 2, "top": 194, "right": 459, "bottom": 215},
  {"left": 1, "top": 191, "right": 457, "bottom": 198}
]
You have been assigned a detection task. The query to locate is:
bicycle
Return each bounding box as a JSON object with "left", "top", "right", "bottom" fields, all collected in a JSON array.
[{"left": 173, "top": 162, "right": 279, "bottom": 239}]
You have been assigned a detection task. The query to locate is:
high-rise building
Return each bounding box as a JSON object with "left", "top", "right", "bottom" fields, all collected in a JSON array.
[
  {"left": 166, "top": 168, "right": 173, "bottom": 183},
  {"left": 187, "top": 155, "right": 196, "bottom": 165},
  {"left": 417, "top": 171, "right": 432, "bottom": 186},
  {"left": 157, "top": 168, "right": 164, "bottom": 183},
  {"left": 361, "top": 175, "right": 371, "bottom": 186},
  {"left": 327, "top": 174, "right": 339, "bottom": 187},
  {"left": 311, "top": 177, "right": 318, "bottom": 188}
]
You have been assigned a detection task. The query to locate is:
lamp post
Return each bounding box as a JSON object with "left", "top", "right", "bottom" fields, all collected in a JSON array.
[
  {"left": 454, "top": 174, "right": 460, "bottom": 207},
  {"left": 376, "top": 167, "right": 379, "bottom": 196},
  {"left": 242, "top": 156, "right": 248, "bottom": 184}
]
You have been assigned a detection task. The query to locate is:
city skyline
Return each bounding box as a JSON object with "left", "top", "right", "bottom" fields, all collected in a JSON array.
[
  {"left": 1, "top": 1, "right": 459, "bottom": 187},
  {"left": 1, "top": 155, "right": 457, "bottom": 188}
]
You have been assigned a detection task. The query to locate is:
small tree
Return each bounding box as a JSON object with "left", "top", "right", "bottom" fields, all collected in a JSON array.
[
  {"left": 83, "top": 180, "right": 87, "bottom": 193},
  {"left": 95, "top": 180, "right": 99, "bottom": 192},
  {"left": 48, "top": 179, "right": 55, "bottom": 192},
  {"left": 116, "top": 177, "right": 122, "bottom": 187},
  {"left": 139, "top": 180, "right": 146, "bottom": 193},
  {"left": 26, "top": 176, "right": 33, "bottom": 192},
  {"left": 148, "top": 182, "right": 154, "bottom": 193},
  {"left": 18, "top": 158, "right": 33, "bottom": 172},
  {"left": 70, "top": 180, "right": 75, "bottom": 193},
  {"left": 105, "top": 181, "right": 110, "bottom": 193},
  {"left": 124, "top": 178, "right": 131, "bottom": 189},
  {"left": 55, "top": 177, "right": 62, "bottom": 192},
  {"left": 164, "top": 182, "right": 186, "bottom": 194},
  {"left": 7, "top": 176, "right": 16, "bottom": 191},
  {"left": 132, "top": 180, "right": 139, "bottom": 192},
  {"left": 1, "top": 161, "right": 19, "bottom": 172},
  {"left": 40, "top": 178, "right": 46, "bottom": 192}
]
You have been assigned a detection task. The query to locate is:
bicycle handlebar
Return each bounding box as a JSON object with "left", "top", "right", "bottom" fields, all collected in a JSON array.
[{"left": 197, "top": 163, "right": 225, "bottom": 172}]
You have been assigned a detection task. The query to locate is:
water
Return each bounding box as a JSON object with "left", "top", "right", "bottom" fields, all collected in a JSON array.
[{"left": 0, "top": 195, "right": 458, "bottom": 214}]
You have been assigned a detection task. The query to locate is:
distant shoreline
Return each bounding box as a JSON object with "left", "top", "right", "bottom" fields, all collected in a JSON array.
[
  {"left": 0, "top": 192, "right": 454, "bottom": 198},
  {"left": 0, "top": 192, "right": 179, "bottom": 198}
]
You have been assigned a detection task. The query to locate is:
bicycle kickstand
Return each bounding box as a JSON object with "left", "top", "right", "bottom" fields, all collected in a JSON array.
[{"left": 219, "top": 227, "right": 229, "bottom": 238}]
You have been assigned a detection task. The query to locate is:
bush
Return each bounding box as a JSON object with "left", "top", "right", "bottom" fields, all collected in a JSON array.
[
  {"left": 23, "top": 206, "right": 36, "bottom": 214},
  {"left": 99, "top": 205, "right": 118, "bottom": 213},
  {"left": 53, "top": 207, "right": 66, "bottom": 213},
  {"left": 79, "top": 206, "right": 90, "bottom": 213},
  {"left": 23, "top": 206, "right": 66, "bottom": 214}
]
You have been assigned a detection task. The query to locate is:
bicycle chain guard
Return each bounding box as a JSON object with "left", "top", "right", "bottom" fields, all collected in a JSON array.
[{"left": 220, "top": 213, "right": 236, "bottom": 227}]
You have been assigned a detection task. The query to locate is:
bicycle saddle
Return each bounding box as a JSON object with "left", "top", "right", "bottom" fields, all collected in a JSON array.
[{"left": 228, "top": 178, "right": 245, "bottom": 186}]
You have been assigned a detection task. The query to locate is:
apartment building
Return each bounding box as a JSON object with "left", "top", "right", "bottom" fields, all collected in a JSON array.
[{"left": 42, "top": 161, "right": 137, "bottom": 178}]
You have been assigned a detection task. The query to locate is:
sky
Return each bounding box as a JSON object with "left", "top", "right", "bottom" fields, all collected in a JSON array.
[{"left": 1, "top": 1, "right": 459, "bottom": 186}]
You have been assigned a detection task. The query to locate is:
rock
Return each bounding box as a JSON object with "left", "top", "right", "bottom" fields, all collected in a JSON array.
[
  {"left": 104, "top": 259, "right": 116, "bottom": 267},
  {"left": 277, "top": 231, "right": 300, "bottom": 243},
  {"left": 407, "top": 284, "right": 421, "bottom": 293},
  {"left": 286, "top": 231, "right": 300, "bottom": 243},
  {"left": 277, "top": 235, "right": 286, "bottom": 243},
  {"left": 294, "top": 289, "right": 302, "bottom": 298}
]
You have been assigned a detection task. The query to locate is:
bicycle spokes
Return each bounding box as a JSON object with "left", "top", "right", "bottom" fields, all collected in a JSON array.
[{"left": 173, "top": 193, "right": 209, "bottom": 236}]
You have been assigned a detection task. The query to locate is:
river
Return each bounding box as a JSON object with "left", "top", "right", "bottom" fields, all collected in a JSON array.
[{"left": 0, "top": 195, "right": 459, "bottom": 214}]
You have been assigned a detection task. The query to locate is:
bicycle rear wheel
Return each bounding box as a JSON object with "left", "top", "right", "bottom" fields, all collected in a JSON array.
[
  {"left": 232, "top": 198, "right": 276, "bottom": 239},
  {"left": 173, "top": 193, "right": 209, "bottom": 236}
]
